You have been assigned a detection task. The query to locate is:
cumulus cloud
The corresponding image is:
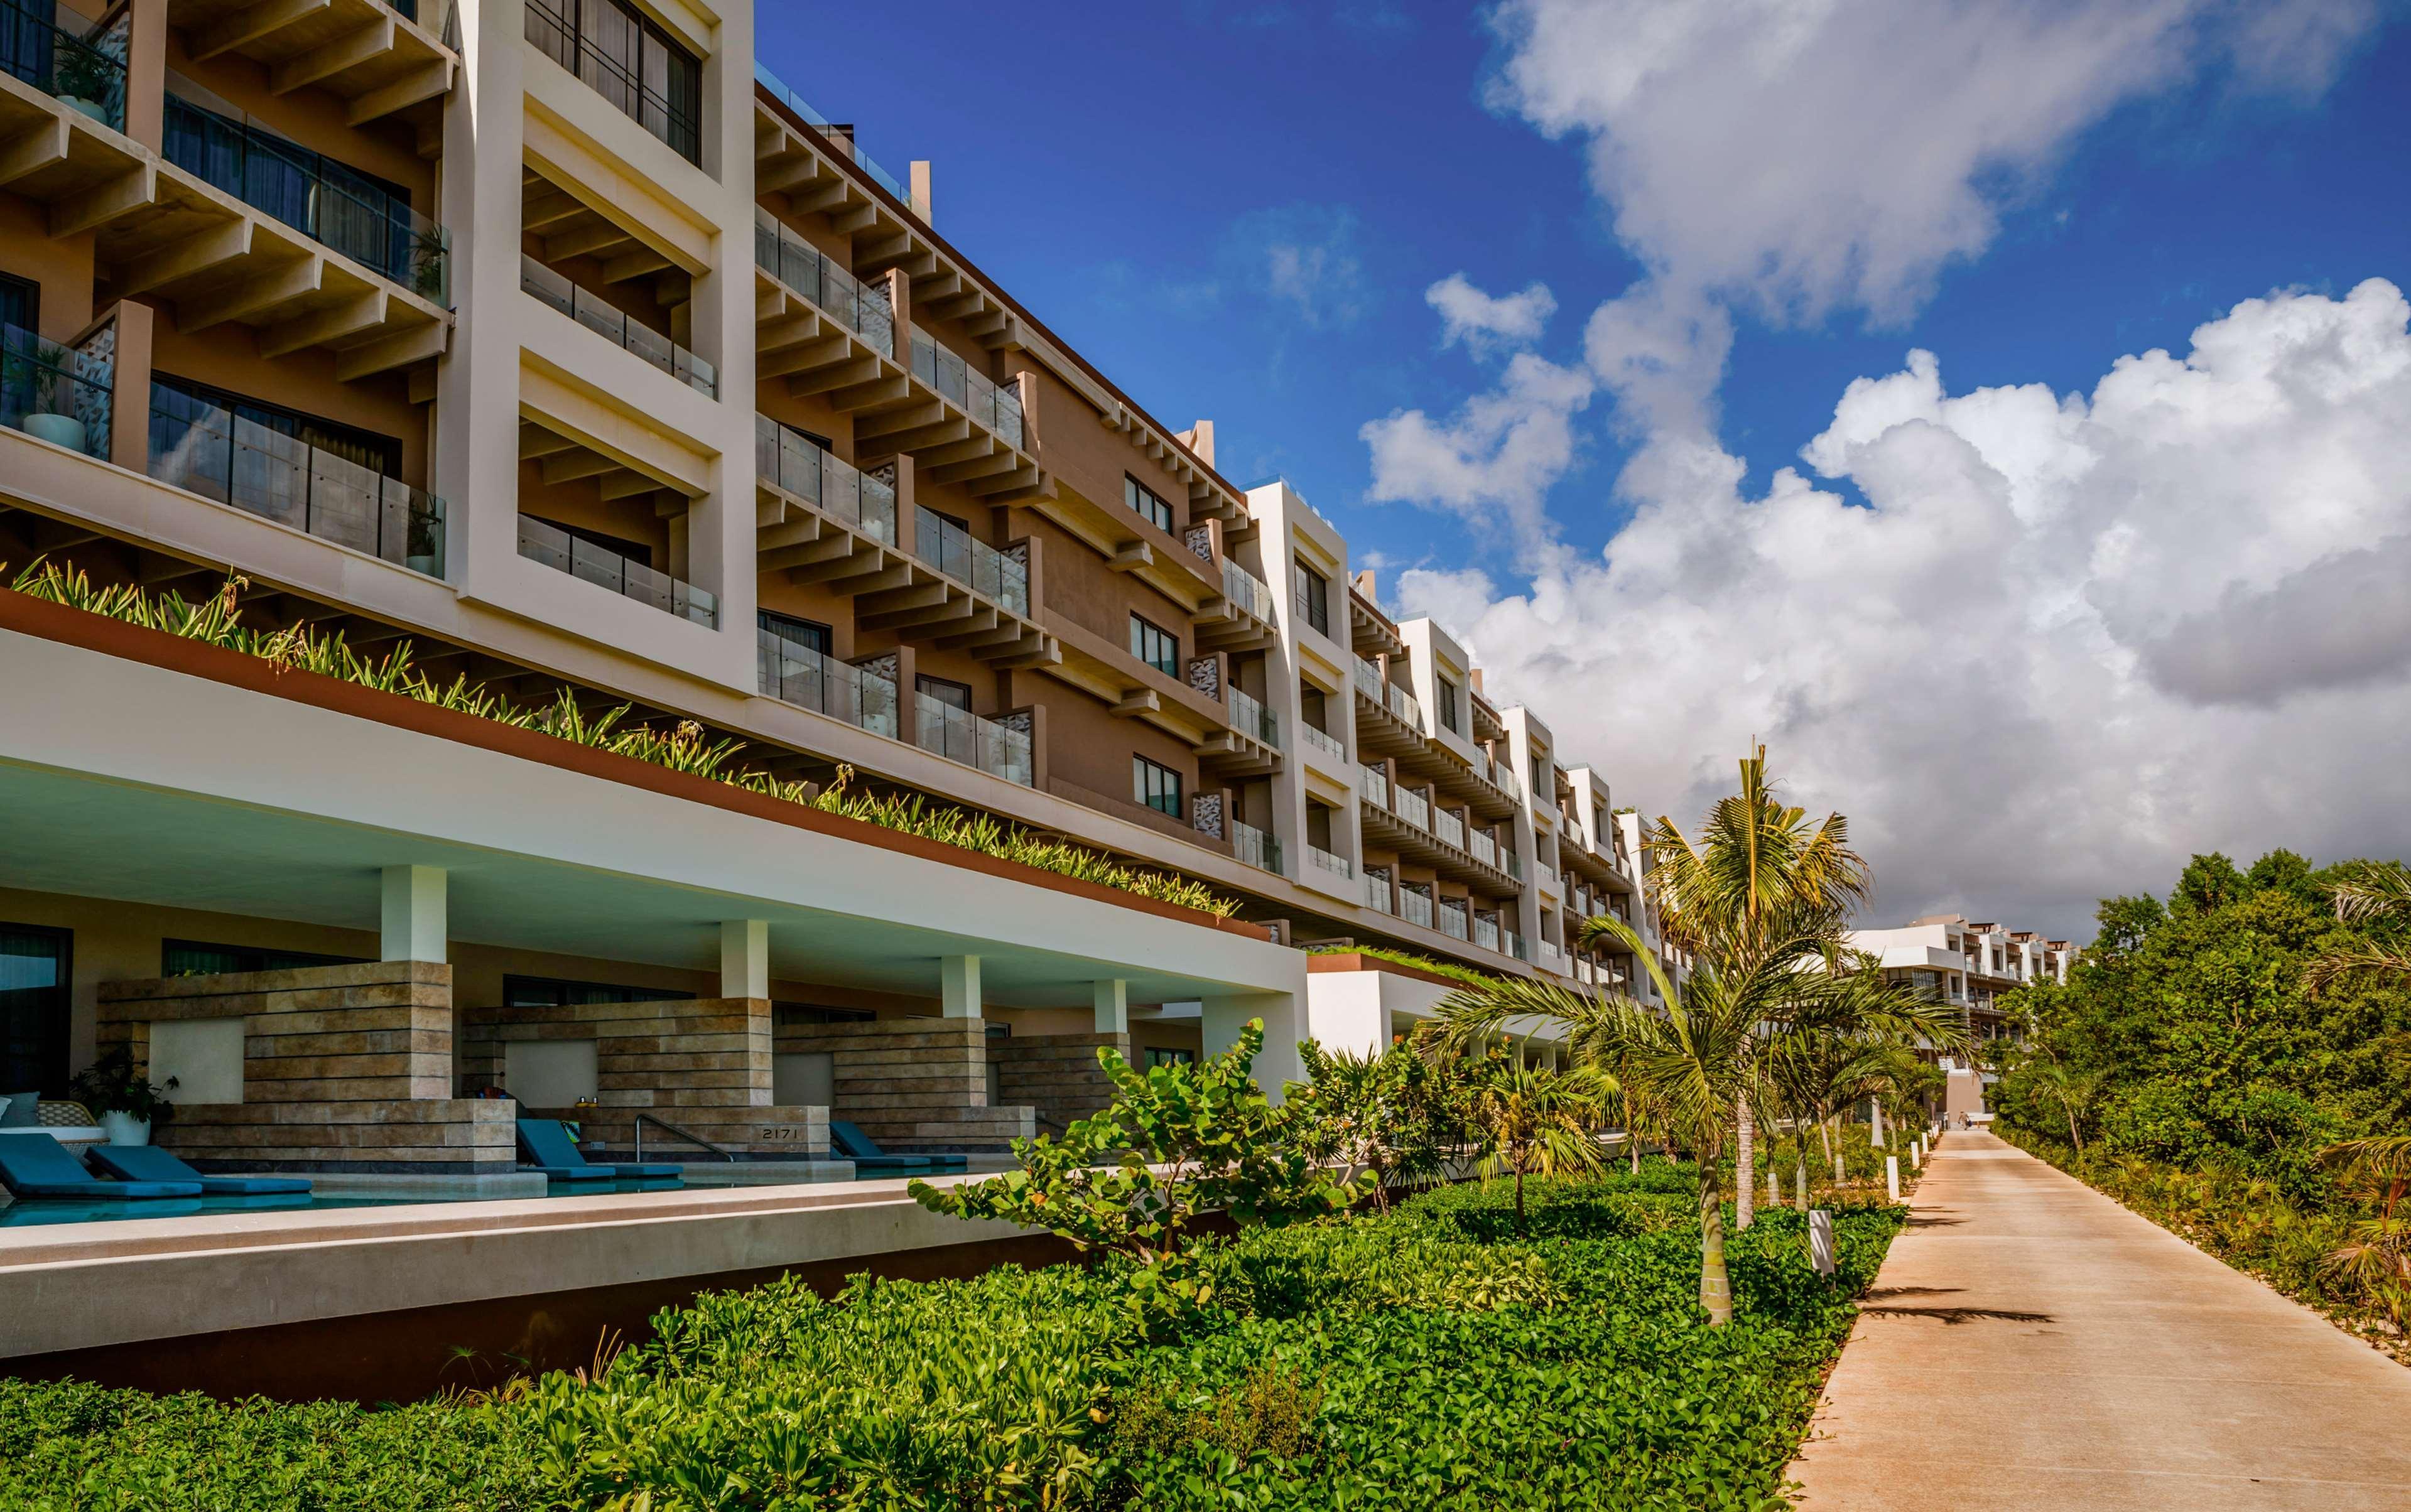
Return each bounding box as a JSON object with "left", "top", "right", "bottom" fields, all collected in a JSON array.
[
  {"left": 1396, "top": 281, "right": 2411, "bottom": 937},
  {"left": 1359, "top": 354, "right": 1595, "bottom": 549},
  {"left": 1428, "top": 274, "right": 1559, "bottom": 355}
]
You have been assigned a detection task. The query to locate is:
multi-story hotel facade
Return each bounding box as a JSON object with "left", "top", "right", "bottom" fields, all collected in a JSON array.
[
  {"left": 1846, "top": 914, "right": 2075, "bottom": 1045},
  {"left": 0, "top": 0, "right": 1657, "bottom": 1167}
]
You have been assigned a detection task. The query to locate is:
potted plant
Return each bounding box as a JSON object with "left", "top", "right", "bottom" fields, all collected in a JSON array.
[
  {"left": 68, "top": 1049, "right": 177, "bottom": 1147},
  {"left": 405, "top": 504, "right": 443, "bottom": 576},
  {"left": 51, "top": 40, "right": 118, "bottom": 127},
  {"left": 3, "top": 343, "right": 88, "bottom": 453}
]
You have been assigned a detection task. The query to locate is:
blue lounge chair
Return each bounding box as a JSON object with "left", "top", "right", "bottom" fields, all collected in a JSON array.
[
  {"left": 0, "top": 1136, "right": 200, "bottom": 1199},
  {"left": 828, "top": 1119, "right": 968, "bottom": 1170},
  {"left": 516, "top": 1118, "right": 683, "bottom": 1181},
  {"left": 87, "top": 1145, "right": 312, "bottom": 1196}
]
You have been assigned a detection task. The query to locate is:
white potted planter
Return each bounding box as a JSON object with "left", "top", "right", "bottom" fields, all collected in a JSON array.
[
  {"left": 57, "top": 96, "right": 111, "bottom": 125},
  {"left": 21, "top": 411, "right": 88, "bottom": 452},
  {"left": 101, "top": 1110, "right": 151, "bottom": 1146}
]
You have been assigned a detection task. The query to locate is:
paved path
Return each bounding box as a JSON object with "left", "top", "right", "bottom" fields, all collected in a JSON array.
[{"left": 1787, "top": 1130, "right": 2411, "bottom": 1510}]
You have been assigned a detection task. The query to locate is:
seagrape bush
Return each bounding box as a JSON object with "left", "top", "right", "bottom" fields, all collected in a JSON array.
[{"left": 1, "top": 1172, "right": 1901, "bottom": 1512}]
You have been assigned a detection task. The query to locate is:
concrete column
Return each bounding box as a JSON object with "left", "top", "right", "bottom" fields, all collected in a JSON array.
[
  {"left": 379, "top": 866, "right": 446, "bottom": 963},
  {"left": 720, "top": 920, "right": 768, "bottom": 998},
  {"left": 1092, "top": 979, "right": 1128, "bottom": 1035},
  {"left": 1204, "top": 991, "right": 1304, "bottom": 1101},
  {"left": 940, "top": 955, "right": 982, "bottom": 1019}
]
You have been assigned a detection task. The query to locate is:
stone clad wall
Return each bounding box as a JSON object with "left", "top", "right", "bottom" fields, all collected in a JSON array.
[
  {"left": 992, "top": 1032, "right": 1127, "bottom": 1134},
  {"left": 94, "top": 963, "right": 514, "bottom": 1173},
  {"left": 776, "top": 1017, "right": 1035, "bottom": 1152}
]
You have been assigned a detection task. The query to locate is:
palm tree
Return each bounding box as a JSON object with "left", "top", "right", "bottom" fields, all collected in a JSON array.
[
  {"left": 2305, "top": 861, "right": 2411, "bottom": 994},
  {"left": 1602, "top": 745, "right": 1873, "bottom": 1231},
  {"left": 1461, "top": 1058, "right": 1615, "bottom": 1234},
  {"left": 2027, "top": 1056, "right": 2103, "bottom": 1157},
  {"left": 2317, "top": 1134, "right": 2411, "bottom": 1332}
]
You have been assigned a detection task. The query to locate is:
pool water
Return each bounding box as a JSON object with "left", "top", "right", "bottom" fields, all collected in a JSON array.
[{"left": 0, "top": 1176, "right": 695, "bottom": 1228}]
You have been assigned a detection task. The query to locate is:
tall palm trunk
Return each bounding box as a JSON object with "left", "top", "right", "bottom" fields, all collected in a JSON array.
[
  {"left": 1734, "top": 1089, "right": 1757, "bottom": 1230},
  {"left": 1698, "top": 1160, "right": 1733, "bottom": 1326}
]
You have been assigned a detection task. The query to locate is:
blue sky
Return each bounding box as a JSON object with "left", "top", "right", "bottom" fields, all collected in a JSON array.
[{"left": 765, "top": 4, "right": 2411, "bottom": 581}]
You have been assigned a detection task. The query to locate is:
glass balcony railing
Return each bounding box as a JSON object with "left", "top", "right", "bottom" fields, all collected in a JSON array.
[
  {"left": 755, "top": 210, "right": 895, "bottom": 353},
  {"left": 754, "top": 62, "right": 909, "bottom": 202},
  {"left": 1363, "top": 872, "right": 1392, "bottom": 914},
  {"left": 1504, "top": 849, "right": 1524, "bottom": 882},
  {"left": 1505, "top": 928, "right": 1525, "bottom": 962},
  {"left": 517, "top": 514, "right": 714, "bottom": 626},
  {"left": 1399, "top": 888, "right": 1434, "bottom": 931},
  {"left": 1300, "top": 722, "right": 1345, "bottom": 762},
  {"left": 1395, "top": 786, "right": 1431, "bottom": 831},
  {"left": 1308, "top": 845, "right": 1354, "bottom": 880},
  {"left": 1438, "top": 900, "right": 1469, "bottom": 942},
  {"left": 913, "top": 504, "right": 1028, "bottom": 615},
  {"left": 1387, "top": 680, "right": 1422, "bottom": 730},
  {"left": 1470, "top": 830, "right": 1498, "bottom": 869},
  {"left": 1352, "top": 654, "right": 1384, "bottom": 703},
  {"left": 1223, "top": 559, "right": 1276, "bottom": 623},
  {"left": 757, "top": 414, "right": 897, "bottom": 543},
  {"left": 148, "top": 389, "right": 445, "bottom": 578},
  {"left": 1434, "top": 809, "right": 1466, "bottom": 850},
  {"left": 914, "top": 692, "right": 1034, "bottom": 787},
  {"left": 909, "top": 327, "right": 1022, "bottom": 448},
  {"left": 2, "top": 0, "right": 126, "bottom": 130},
  {"left": 1360, "top": 762, "right": 1390, "bottom": 808},
  {"left": 527, "top": 0, "right": 700, "bottom": 164},
  {"left": 1230, "top": 686, "right": 1279, "bottom": 748},
  {"left": 757, "top": 627, "right": 898, "bottom": 738},
  {"left": 163, "top": 95, "right": 448, "bottom": 304},
  {"left": 1474, "top": 915, "right": 1500, "bottom": 952},
  {"left": 522, "top": 257, "right": 713, "bottom": 396},
  {"left": 1232, "top": 819, "right": 1282, "bottom": 876},
  {"left": 3, "top": 322, "right": 110, "bottom": 458}
]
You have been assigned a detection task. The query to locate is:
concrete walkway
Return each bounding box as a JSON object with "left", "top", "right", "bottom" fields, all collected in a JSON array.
[{"left": 1787, "top": 1131, "right": 2411, "bottom": 1510}]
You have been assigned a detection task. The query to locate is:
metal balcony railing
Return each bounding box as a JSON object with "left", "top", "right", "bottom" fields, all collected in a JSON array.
[
  {"left": 913, "top": 505, "right": 1028, "bottom": 615},
  {"left": 754, "top": 210, "right": 896, "bottom": 354},
  {"left": 517, "top": 514, "right": 714, "bottom": 626},
  {"left": 1229, "top": 686, "right": 1279, "bottom": 748},
  {"left": 148, "top": 390, "right": 445, "bottom": 578},
  {"left": 3, "top": 322, "right": 109, "bottom": 460},
  {"left": 1, "top": 0, "right": 126, "bottom": 130},
  {"left": 1301, "top": 722, "right": 1345, "bottom": 761},
  {"left": 909, "top": 326, "right": 1022, "bottom": 448},
  {"left": 757, "top": 415, "right": 897, "bottom": 543},
  {"left": 756, "top": 627, "right": 897, "bottom": 738},
  {"left": 163, "top": 95, "right": 448, "bottom": 303},
  {"left": 1223, "top": 559, "right": 1276, "bottom": 624},
  {"left": 1308, "top": 845, "right": 1354, "bottom": 880},
  {"left": 1232, "top": 819, "right": 1282, "bottom": 876},
  {"left": 914, "top": 692, "right": 1033, "bottom": 787},
  {"left": 523, "top": 256, "right": 713, "bottom": 396}
]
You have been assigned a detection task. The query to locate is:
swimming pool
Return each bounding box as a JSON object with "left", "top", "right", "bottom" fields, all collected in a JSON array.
[{"left": 0, "top": 1176, "right": 700, "bottom": 1227}]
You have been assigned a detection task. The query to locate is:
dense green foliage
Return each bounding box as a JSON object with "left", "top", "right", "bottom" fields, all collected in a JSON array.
[
  {"left": 5, "top": 560, "right": 1239, "bottom": 917},
  {"left": 0, "top": 1172, "right": 1903, "bottom": 1511},
  {"left": 1303, "top": 943, "right": 1509, "bottom": 990},
  {"left": 1990, "top": 849, "right": 2411, "bottom": 1344}
]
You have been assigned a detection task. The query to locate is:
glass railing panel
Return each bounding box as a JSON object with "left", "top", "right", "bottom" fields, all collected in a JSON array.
[
  {"left": 1301, "top": 722, "right": 1345, "bottom": 761},
  {"left": 754, "top": 62, "right": 908, "bottom": 201},
  {"left": 754, "top": 210, "right": 894, "bottom": 352},
  {"left": 148, "top": 391, "right": 445, "bottom": 576},
  {"left": 517, "top": 513, "right": 712, "bottom": 625},
  {"left": 1232, "top": 819, "right": 1282, "bottom": 876},
  {"left": 1470, "top": 831, "right": 1497, "bottom": 868},
  {"left": 1435, "top": 810, "right": 1466, "bottom": 850},
  {"left": 913, "top": 504, "right": 1027, "bottom": 615},
  {"left": 758, "top": 416, "right": 897, "bottom": 542},
  {"left": 1352, "top": 656, "right": 1384, "bottom": 702},
  {"left": 163, "top": 95, "right": 448, "bottom": 303},
  {"left": 1308, "top": 845, "right": 1353, "bottom": 880},
  {"left": 1395, "top": 786, "right": 1430, "bottom": 831},
  {"left": 912, "top": 692, "right": 1034, "bottom": 787},
  {"left": 528, "top": 0, "right": 699, "bottom": 163},
  {"left": 1228, "top": 686, "right": 1279, "bottom": 748},
  {"left": 1, "top": 0, "right": 127, "bottom": 130},
  {"left": 1222, "top": 558, "right": 1275, "bottom": 622},
  {"left": 3, "top": 322, "right": 111, "bottom": 458},
  {"left": 1506, "top": 929, "right": 1526, "bottom": 962},
  {"left": 1387, "top": 682, "right": 1422, "bottom": 728},
  {"left": 1400, "top": 888, "right": 1434, "bottom": 929},
  {"left": 523, "top": 256, "right": 713, "bottom": 397},
  {"left": 1360, "top": 763, "right": 1390, "bottom": 808},
  {"left": 1363, "top": 872, "right": 1392, "bottom": 913},
  {"left": 908, "top": 326, "right": 1024, "bottom": 448},
  {"left": 1438, "top": 905, "right": 1466, "bottom": 943},
  {"left": 1474, "top": 917, "right": 1499, "bottom": 951},
  {"left": 1503, "top": 850, "right": 1523, "bottom": 880}
]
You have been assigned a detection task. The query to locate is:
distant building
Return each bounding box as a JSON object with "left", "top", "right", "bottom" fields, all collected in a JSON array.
[{"left": 1845, "top": 914, "right": 2076, "bottom": 1047}]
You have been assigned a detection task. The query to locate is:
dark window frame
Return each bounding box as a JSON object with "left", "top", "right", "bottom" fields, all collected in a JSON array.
[
  {"left": 0, "top": 921, "right": 73, "bottom": 1096},
  {"left": 1291, "top": 561, "right": 1330, "bottom": 637},
  {"left": 502, "top": 974, "right": 694, "bottom": 1008},
  {"left": 1123, "top": 475, "right": 1173, "bottom": 533},
  {"left": 0, "top": 272, "right": 36, "bottom": 337},
  {"left": 1437, "top": 677, "right": 1461, "bottom": 734},
  {"left": 1128, "top": 613, "right": 1179, "bottom": 677},
  {"left": 1134, "top": 753, "right": 1183, "bottom": 817},
  {"left": 523, "top": 0, "right": 703, "bottom": 165},
  {"left": 162, "top": 938, "right": 365, "bottom": 978},
  {"left": 757, "top": 610, "right": 832, "bottom": 656},
  {"left": 915, "top": 672, "right": 973, "bottom": 711},
  {"left": 1143, "top": 1046, "right": 1197, "bottom": 1068}
]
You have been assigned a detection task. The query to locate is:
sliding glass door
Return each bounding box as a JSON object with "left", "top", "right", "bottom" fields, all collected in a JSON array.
[{"left": 0, "top": 924, "right": 71, "bottom": 1096}]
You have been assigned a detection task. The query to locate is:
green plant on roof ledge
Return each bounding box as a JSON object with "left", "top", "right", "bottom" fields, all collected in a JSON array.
[{"left": 4, "top": 559, "right": 1242, "bottom": 919}]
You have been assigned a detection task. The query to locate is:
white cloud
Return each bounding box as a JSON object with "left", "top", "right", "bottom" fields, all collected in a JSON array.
[
  {"left": 1396, "top": 281, "right": 2411, "bottom": 937},
  {"left": 1359, "top": 354, "right": 1595, "bottom": 549},
  {"left": 1484, "top": 0, "right": 2378, "bottom": 324},
  {"left": 1428, "top": 273, "right": 1559, "bottom": 355},
  {"left": 1228, "top": 205, "right": 1372, "bottom": 332}
]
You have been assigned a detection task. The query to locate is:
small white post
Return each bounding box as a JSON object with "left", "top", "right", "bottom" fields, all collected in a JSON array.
[
  {"left": 1795, "top": 1158, "right": 1807, "bottom": 1208},
  {"left": 1885, "top": 1155, "right": 1900, "bottom": 1201},
  {"left": 1870, "top": 1096, "right": 1884, "bottom": 1148},
  {"left": 1767, "top": 1167, "right": 1780, "bottom": 1208},
  {"left": 720, "top": 920, "right": 769, "bottom": 998},
  {"left": 941, "top": 954, "right": 982, "bottom": 1018},
  {"left": 1834, "top": 1153, "right": 1846, "bottom": 1185},
  {"left": 1092, "top": 979, "right": 1129, "bottom": 1035},
  {"left": 379, "top": 865, "right": 446, "bottom": 963},
  {"left": 1809, "top": 1210, "right": 1835, "bottom": 1275}
]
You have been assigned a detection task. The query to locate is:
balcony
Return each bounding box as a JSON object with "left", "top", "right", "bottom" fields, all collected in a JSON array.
[
  {"left": 1399, "top": 887, "right": 1434, "bottom": 931},
  {"left": 1434, "top": 809, "right": 1466, "bottom": 850},
  {"left": 1503, "top": 848, "right": 1524, "bottom": 882},
  {"left": 2, "top": 322, "right": 110, "bottom": 459},
  {"left": 753, "top": 62, "right": 908, "bottom": 202},
  {"left": 522, "top": 256, "right": 713, "bottom": 397},
  {"left": 757, "top": 415, "right": 897, "bottom": 543},
  {"left": 1394, "top": 785, "right": 1431, "bottom": 831},
  {"left": 1469, "top": 829, "right": 1498, "bottom": 870},
  {"left": 1350, "top": 654, "right": 1425, "bottom": 753},
  {"left": 909, "top": 327, "right": 1022, "bottom": 448},
  {"left": 149, "top": 387, "right": 445, "bottom": 578},
  {"left": 526, "top": 0, "right": 700, "bottom": 165},
  {"left": 1360, "top": 762, "right": 1391, "bottom": 809},
  {"left": 1504, "top": 928, "right": 1525, "bottom": 962},
  {"left": 755, "top": 211, "right": 895, "bottom": 354},
  {"left": 913, "top": 505, "right": 1029, "bottom": 616},
  {"left": 1438, "top": 898, "right": 1470, "bottom": 942},
  {"left": 1301, "top": 721, "right": 1346, "bottom": 763},
  {"left": 1363, "top": 872, "right": 1392, "bottom": 913},
  {"left": 163, "top": 95, "right": 448, "bottom": 304},
  {"left": 1308, "top": 845, "right": 1355, "bottom": 880},
  {"left": 1229, "top": 686, "right": 1280, "bottom": 749},
  {"left": 3, "top": 0, "right": 126, "bottom": 130},
  {"left": 757, "top": 627, "right": 897, "bottom": 738},
  {"left": 1232, "top": 819, "right": 1282, "bottom": 877},
  {"left": 914, "top": 693, "right": 1034, "bottom": 787},
  {"left": 1474, "top": 915, "right": 1500, "bottom": 952},
  {"left": 517, "top": 514, "right": 713, "bottom": 625}
]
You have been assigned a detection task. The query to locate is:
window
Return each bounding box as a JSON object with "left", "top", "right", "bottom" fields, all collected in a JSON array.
[
  {"left": 916, "top": 674, "right": 972, "bottom": 711},
  {"left": 1292, "top": 562, "right": 1329, "bottom": 637},
  {"left": 1143, "top": 1047, "right": 1197, "bottom": 1069},
  {"left": 152, "top": 374, "right": 403, "bottom": 479},
  {"left": 1134, "top": 754, "right": 1183, "bottom": 817},
  {"left": 0, "top": 273, "right": 33, "bottom": 337},
  {"left": 163, "top": 939, "right": 364, "bottom": 977},
  {"left": 1, "top": 923, "right": 72, "bottom": 1095},
  {"left": 1124, "top": 475, "right": 1172, "bottom": 533},
  {"left": 773, "top": 1002, "right": 874, "bottom": 1026},
  {"left": 1437, "top": 677, "right": 1461, "bottom": 734},
  {"left": 524, "top": 0, "right": 702, "bottom": 164},
  {"left": 1129, "top": 613, "right": 1179, "bottom": 676},
  {"left": 502, "top": 975, "right": 693, "bottom": 1008},
  {"left": 758, "top": 610, "right": 830, "bottom": 657}
]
